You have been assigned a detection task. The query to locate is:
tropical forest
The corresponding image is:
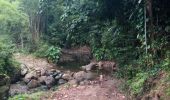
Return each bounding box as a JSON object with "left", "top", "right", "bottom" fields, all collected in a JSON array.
[{"left": 0, "top": 0, "right": 170, "bottom": 100}]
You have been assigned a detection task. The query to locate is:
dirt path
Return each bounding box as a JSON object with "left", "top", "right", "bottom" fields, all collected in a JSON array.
[
  {"left": 14, "top": 53, "right": 128, "bottom": 100},
  {"left": 47, "top": 79, "right": 127, "bottom": 100},
  {"left": 14, "top": 53, "right": 56, "bottom": 71}
]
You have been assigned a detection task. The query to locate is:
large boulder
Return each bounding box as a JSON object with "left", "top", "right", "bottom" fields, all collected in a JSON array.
[
  {"left": 73, "top": 71, "right": 97, "bottom": 83},
  {"left": 55, "top": 73, "right": 63, "bottom": 80},
  {"left": 81, "top": 62, "right": 97, "bottom": 72},
  {"left": 20, "top": 64, "right": 28, "bottom": 76},
  {"left": 40, "top": 68, "right": 47, "bottom": 76},
  {"left": 46, "top": 69, "right": 61, "bottom": 78},
  {"left": 0, "top": 74, "right": 10, "bottom": 100},
  {"left": 97, "top": 61, "right": 117, "bottom": 74},
  {"left": 44, "top": 76, "right": 55, "bottom": 88},
  {"left": 84, "top": 72, "right": 97, "bottom": 80},
  {"left": 68, "top": 79, "right": 78, "bottom": 87},
  {"left": 23, "top": 71, "right": 38, "bottom": 83},
  {"left": 27, "top": 79, "right": 39, "bottom": 89},
  {"left": 62, "top": 73, "right": 72, "bottom": 81},
  {"left": 73, "top": 71, "right": 86, "bottom": 82},
  {"left": 58, "top": 46, "right": 92, "bottom": 65},
  {"left": 38, "top": 76, "right": 47, "bottom": 84},
  {"left": 58, "top": 79, "right": 67, "bottom": 85}
]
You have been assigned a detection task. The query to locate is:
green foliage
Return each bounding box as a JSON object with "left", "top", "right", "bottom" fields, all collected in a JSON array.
[
  {"left": 0, "top": 0, "right": 29, "bottom": 50},
  {"left": 34, "top": 43, "right": 49, "bottom": 57},
  {"left": 128, "top": 72, "right": 149, "bottom": 95},
  {"left": 45, "top": 46, "right": 61, "bottom": 63},
  {"left": 0, "top": 35, "right": 19, "bottom": 76},
  {"left": 9, "top": 91, "right": 45, "bottom": 100},
  {"left": 162, "top": 51, "right": 170, "bottom": 70},
  {"left": 34, "top": 42, "right": 61, "bottom": 63}
]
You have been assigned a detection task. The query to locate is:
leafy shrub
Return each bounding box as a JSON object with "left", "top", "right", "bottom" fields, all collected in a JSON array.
[
  {"left": 9, "top": 92, "right": 45, "bottom": 100},
  {"left": 45, "top": 46, "right": 61, "bottom": 63},
  {"left": 128, "top": 72, "right": 149, "bottom": 95},
  {"left": 0, "top": 36, "right": 19, "bottom": 76},
  {"left": 162, "top": 51, "right": 170, "bottom": 70},
  {"left": 34, "top": 42, "right": 61, "bottom": 63},
  {"left": 34, "top": 43, "right": 49, "bottom": 57}
]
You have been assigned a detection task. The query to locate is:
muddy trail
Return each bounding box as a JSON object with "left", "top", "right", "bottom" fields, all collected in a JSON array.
[{"left": 11, "top": 53, "right": 128, "bottom": 100}]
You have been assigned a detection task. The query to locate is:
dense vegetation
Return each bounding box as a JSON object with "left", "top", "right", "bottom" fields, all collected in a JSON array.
[{"left": 0, "top": 0, "right": 170, "bottom": 97}]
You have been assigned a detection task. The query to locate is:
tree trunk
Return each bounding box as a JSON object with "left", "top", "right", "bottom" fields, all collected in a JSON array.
[{"left": 20, "top": 34, "right": 24, "bottom": 50}]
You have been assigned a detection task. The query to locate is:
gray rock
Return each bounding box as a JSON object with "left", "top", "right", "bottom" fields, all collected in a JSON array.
[
  {"left": 73, "top": 71, "right": 86, "bottom": 82},
  {"left": 41, "top": 69, "right": 47, "bottom": 76},
  {"left": 62, "top": 73, "right": 72, "bottom": 81},
  {"left": 24, "top": 71, "right": 38, "bottom": 83},
  {"left": 58, "top": 79, "right": 67, "bottom": 85},
  {"left": 55, "top": 74, "right": 62, "bottom": 80},
  {"left": 27, "top": 79, "right": 39, "bottom": 89},
  {"left": 35, "top": 70, "right": 41, "bottom": 77},
  {"left": 56, "top": 70, "right": 61, "bottom": 74},
  {"left": 52, "top": 72, "right": 59, "bottom": 78},
  {"left": 68, "top": 80, "right": 78, "bottom": 87},
  {"left": 81, "top": 62, "right": 97, "bottom": 71},
  {"left": 20, "top": 64, "right": 28, "bottom": 76}
]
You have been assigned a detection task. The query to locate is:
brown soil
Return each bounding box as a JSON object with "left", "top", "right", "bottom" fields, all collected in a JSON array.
[
  {"left": 47, "top": 79, "right": 127, "bottom": 100},
  {"left": 14, "top": 53, "right": 56, "bottom": 71}
]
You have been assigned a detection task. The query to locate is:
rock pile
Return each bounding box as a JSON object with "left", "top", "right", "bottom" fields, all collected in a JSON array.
[
  {"left": 21, "top": 65, "right": 69, "bottom": 89},
  {"left": 20, "top": 63, "right": 98, "bottom": 89}
]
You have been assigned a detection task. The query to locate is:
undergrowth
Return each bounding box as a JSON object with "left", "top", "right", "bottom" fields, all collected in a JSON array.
[{"left": 9, "top": 92, "right": 46, "bottom": 100}]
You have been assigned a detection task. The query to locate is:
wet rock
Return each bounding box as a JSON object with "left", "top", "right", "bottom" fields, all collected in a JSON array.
[
  {"left": 47, "top": 69, "right": 60, "bottom": 77},
  {"left": 52, "top": 72, "right": 60, "bottom": 78},
  {"left": 58, "top": 79, "right": 67, "bottom": 85},
  {"left": 44, "top": 76, "right": 55, "bottom": 88},
  {"left": 0, "top": 74, "right": 10, "bottom": 100},
  {"left": 27, "top": 79, "right": 40, "bottom": 89},
  {"left": 55, "top": 73, "right": 63, "bottom": 80},
  {"left": 20, "top": 64, "right": 28, "bottom": 76}
]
